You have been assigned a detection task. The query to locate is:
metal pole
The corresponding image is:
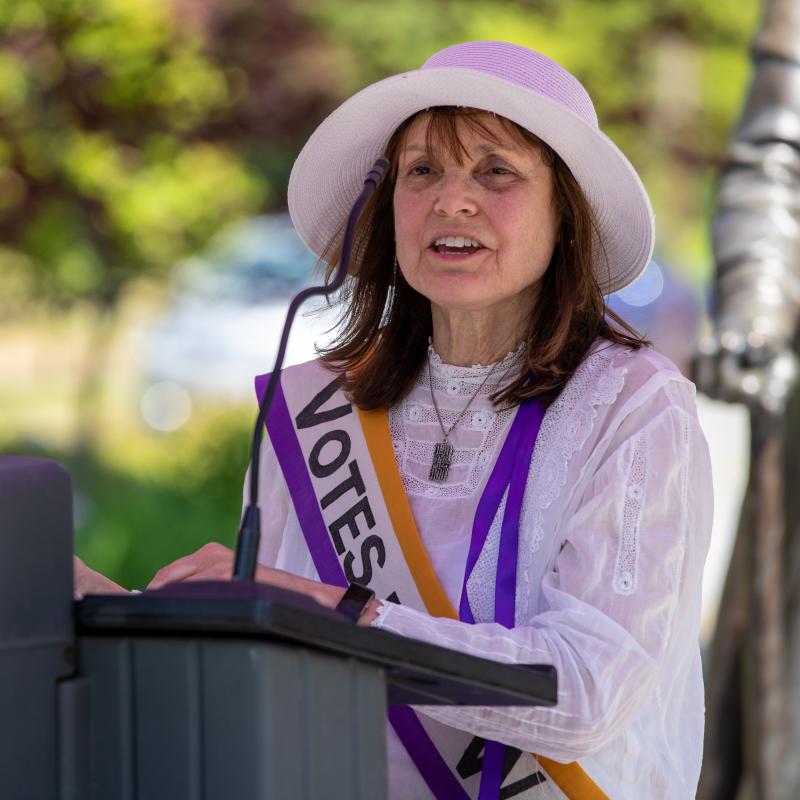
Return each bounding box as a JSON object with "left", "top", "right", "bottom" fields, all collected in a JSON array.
[{"left": 746, "top": 411, "right": 787, "bottom": 800}]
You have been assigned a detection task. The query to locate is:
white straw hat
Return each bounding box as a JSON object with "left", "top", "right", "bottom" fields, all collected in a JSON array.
[{"left": 288, "top": 41, "right": 654, "bottom": 295}]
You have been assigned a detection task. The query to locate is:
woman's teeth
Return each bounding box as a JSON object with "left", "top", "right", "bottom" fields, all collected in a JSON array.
[{"left": 433, "top": 236, "right": 482, "bottom": 254}]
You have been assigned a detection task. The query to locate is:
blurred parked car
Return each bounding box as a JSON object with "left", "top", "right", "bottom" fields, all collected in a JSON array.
[{"left": 138, "top": 214, "right": 340, "bottom": 430}]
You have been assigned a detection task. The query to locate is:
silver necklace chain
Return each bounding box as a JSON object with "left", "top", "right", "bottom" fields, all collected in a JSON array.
[
  {"left": 427, "top": 354, "right": 503, "bottom": 482},
  {"left": 428, "top": 358, "right": 501, "bottom": 438}
]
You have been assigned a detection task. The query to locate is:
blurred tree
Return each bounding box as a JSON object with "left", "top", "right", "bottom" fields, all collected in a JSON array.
[
  {"left": 169, "top": 0, "right": 346, "bottom": 196},
  {"left": 0, "top": 0, "right": 267, "bottom": 311},
  {"left": 0, "top": 0, "right": 267, "bottom": 446}
]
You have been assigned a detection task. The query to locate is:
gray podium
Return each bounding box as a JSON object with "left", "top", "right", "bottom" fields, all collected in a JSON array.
[{"left": 0, "top": 456, "right": 557, "bottom": 800}]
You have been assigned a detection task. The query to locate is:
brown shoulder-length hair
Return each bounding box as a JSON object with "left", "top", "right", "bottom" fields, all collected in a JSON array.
[{"left": 316, "top": 107, "right": 647, "bottom": 410}]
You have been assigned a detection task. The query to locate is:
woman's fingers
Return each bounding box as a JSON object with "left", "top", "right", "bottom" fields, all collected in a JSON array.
[
  {"left": 73, "top": 555, "right": 127, "bottom": 596},
  {"left": 147, "top": 561, "right": 198, "bottom": 589},
  {"left": 147, "top": 542, "right": 234, "bottom": 589},
  {"left": 143, "top": 546, "right": 342, "bottom": 612}
]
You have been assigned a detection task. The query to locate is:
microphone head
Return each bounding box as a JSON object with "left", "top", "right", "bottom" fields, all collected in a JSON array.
[{"left": 364, "top": 157, "right": 390, "bottom": 187}]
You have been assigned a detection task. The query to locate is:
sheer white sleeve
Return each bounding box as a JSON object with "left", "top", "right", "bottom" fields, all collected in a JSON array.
[{"left": 370, "top": 380, "right": 712, "bottom": 761}]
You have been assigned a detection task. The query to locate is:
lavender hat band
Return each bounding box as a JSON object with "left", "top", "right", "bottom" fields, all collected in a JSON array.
[
  {"left": 288, "top": 41, "right": 654, "bottom": 296},
  {"left": 421, "top": 41, "right": 598, "bottom": 127}
]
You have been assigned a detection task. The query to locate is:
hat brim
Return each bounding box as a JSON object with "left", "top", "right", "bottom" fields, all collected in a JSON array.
[{"left": 288, "top": 67, "right": 654, "bottom": 296}]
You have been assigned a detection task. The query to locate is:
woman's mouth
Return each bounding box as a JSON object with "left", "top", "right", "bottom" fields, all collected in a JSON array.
[{"left": 430, "top": 236, "right": 485, "bottom": 257}]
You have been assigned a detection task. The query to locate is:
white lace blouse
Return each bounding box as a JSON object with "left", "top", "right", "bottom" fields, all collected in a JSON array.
[{"left": 254, "top": 341, "right": 712, "bottom": 800}]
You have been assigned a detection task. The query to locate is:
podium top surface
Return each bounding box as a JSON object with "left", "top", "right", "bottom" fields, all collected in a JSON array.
[{"left": 77, "top": 581, "right": 557, "bottom": 708}]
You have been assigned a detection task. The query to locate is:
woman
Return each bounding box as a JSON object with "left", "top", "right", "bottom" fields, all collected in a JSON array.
[{"left": 82, "top": 42, "right": 712, "bottom": 799}]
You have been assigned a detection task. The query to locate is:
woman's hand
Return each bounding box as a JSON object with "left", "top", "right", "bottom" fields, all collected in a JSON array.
[
  {"left": 147, "top": 541, "right": 239, "bottom": 587},
  {"left": 73, "top": 556, "right": 128, "bottom": 597},
  {"left": 146, "top": 542, "right": 340, "bottom": 606},
  {"left": 147, "top": 542, "right": 381, "bottom": 624}
]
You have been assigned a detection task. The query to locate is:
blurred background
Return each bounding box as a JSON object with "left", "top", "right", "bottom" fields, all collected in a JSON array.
[{"left": 0, "top": 0, "right": 757, "bottom": 639}]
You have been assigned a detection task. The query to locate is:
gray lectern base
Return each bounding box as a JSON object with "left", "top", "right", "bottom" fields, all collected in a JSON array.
[
  {"left": 0, "top": 457, "right": 74, "bottom": 800},
  {"left": 78, "top": 633, "right": 386, "bottom": 800}
]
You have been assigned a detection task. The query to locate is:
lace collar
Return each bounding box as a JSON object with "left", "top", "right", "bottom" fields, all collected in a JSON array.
[{"left": 425, "top": 340, "right": 527, "bottom": 387}]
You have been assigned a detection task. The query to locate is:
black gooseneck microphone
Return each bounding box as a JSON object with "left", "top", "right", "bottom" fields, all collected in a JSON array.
[{"left": 232, "top": 157, "right": 390, "bottom": 581}]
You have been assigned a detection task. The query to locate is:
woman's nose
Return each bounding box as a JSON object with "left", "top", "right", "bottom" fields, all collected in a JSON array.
[{"left": 432, "top": 174, "right": 478, "bottom": 218}]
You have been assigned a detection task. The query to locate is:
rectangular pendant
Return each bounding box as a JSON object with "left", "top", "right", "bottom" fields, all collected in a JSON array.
[{"left": 429, "top": 441, "right": 454, "bottom": 483}]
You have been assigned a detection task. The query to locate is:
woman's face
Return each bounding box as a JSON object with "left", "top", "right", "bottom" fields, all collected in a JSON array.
[{"left": 393, "top": 113, "right": 559, "bottom": 317}]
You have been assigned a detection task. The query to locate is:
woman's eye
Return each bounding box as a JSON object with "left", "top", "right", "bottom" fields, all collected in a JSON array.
[
  {"left": 410, "top": 164, "right": 432, "bottom": 176},
  {"left": 487, "top": 165, "right": 514, "bottom": 176}
]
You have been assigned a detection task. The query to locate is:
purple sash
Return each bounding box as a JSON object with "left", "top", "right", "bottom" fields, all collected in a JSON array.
[
  {"left": 259, "top": 372, "right": 545, "bottom": 799},
  {"left": 457, "top": 399, "right": 544, "bottom": 799}
]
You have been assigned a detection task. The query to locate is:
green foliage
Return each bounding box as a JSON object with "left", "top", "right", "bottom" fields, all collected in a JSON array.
[
  {"left": 52, "top": 406, "right": 251, "bottom": 589},
  {"left": 0, "top": 0, "right": 267, "bottom": 312}
]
